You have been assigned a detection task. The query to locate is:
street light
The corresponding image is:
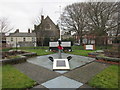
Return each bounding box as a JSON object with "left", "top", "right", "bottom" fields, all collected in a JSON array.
[{"left": 16, "top": 38, "right": 17, "bottom": 51}]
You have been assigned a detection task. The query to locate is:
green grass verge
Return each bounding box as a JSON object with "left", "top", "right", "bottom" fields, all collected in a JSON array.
[
  {"left": 2, "top": 45, "right": 112, "bottom": 57},
  {"left": 2, "top": 48, "right": 11, "bottom": 52},
  {"left": 10, "top": 46, "right": 54, "bottom": 56},
  {"left": 67, "top": 46, "right": 95, "bottom": 56},
  {"left": 88, "top": 65, "right": 119, "bottom": 88},
  {"left": 2, "top": 65, "right": 36, "bottom": 88},
  {"left": 7, "top": 55, "right": 21, "bottom": 59},
  {"left": 23, "top": 48, "right": 54, "bottom": 56},
  {"left": 68, "top": 50, "right": 95, "bottom": 56},
  {"left": 0, "top": 66, "right": 2, "bottom": 90}
]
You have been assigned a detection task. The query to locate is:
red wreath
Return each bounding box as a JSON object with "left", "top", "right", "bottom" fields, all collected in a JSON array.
[{"left": 57, "top": 45, "right": 63, "bottom": 50}]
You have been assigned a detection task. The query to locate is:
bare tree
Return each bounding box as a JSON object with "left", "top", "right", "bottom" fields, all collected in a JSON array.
[
  {"left": 0, "top": 17, "right": 13, "bottom": 34},
  {"left": 61, "top": 2, "right": 118, "bottom": 45},
  {"left": 114, "top": 2, "right": 120, "bottom": 44},
  {"left": 87, "top": 2, "right": 118, "bottom": 34},
  {"left": 85, "top": 2, "right": 118, "bottom": 45},
  {"left": 61, "top": 3, "right": 88, "bottom": 44},
  {"left": 33, "top": 15, "right": 41, "bottom": 25},
  {"left": 33, "top": 9, "right": 43, "bottom": 25}
]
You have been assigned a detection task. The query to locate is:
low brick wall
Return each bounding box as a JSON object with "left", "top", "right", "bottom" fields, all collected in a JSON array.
[{"left": 0, "top": 52, "right": 37, "bottom": 65}]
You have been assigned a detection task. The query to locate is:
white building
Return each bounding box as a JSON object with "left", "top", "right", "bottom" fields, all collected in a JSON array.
[{"left": 6, "top": 29, "right": 36, "bottom": 47}]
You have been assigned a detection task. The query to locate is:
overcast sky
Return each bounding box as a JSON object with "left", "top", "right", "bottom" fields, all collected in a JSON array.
[{"left": 0, "top": 0, "right": 119, "bottom": 33}]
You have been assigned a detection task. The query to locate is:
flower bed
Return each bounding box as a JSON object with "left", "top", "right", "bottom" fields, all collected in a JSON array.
[
  {"left": 1, "top": 52, "right": 37, "bottom": 65},
  {"left": 95, "top": 59, "right": 120, "bottom": 65},
  {"left": 21, "top": 52, "right": 37, "bottom": 58},
  {"left": 88, "top": 53, "right": 99, "bottom": 58},
  {"left": 96, "top": 56, "right": 120, "bottom": 62},
  {"left": 1, "top": 55, "right": 26, "bottom": 65},
  {"left": 96, "top": 54, "right": 120, "bottom": 65}
]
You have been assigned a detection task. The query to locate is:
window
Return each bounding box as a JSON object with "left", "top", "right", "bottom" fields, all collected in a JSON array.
[
  {"left": 50, "top": 37, "right": 54, "bottom": 41},
  {"left": 23, "top": 37, "right": 26, "bottom": 41},
  {"left": 32, "top": 38, "right": 34, "bottom": 41},
  {"left": 45, "top": 24, "right": 51, "bottom": 29},
  {"left": 11, "top": 37, "right": 13, "bottom": 41},
  {"left": 32, "top": 38, "right": 36, "bottom": 42}
]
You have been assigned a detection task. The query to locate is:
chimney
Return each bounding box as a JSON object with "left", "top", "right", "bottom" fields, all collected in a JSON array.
[
  {"left": 34, "top": 25, "right": 37, "bottom": 29},
  {"left": 28, "top": 28, "right": 30, "bottom": 33},
  {"left": 15, "top": 29, "right": 19, "bottom": 33},
  {"left": 32, "top": 30, "right": 35, "bottom": 33},
  {"left": 41, "top": 15, "right": 44, "bottom": 23}
]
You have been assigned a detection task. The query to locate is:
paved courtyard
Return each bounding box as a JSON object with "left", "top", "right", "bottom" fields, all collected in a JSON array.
[
  {"left": 27, "top": 53, "right": 95, "bottom": 74},
  {"left": 14, "top": 53, "right": 110, "bottom": 89}
]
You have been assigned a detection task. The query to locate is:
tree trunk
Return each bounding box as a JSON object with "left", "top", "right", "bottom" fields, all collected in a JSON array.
[
  {"left": 41, "top": 37, "right": 44, "bottom": 48},
  {"left": 80, "top": 35, "right": 83, "bottom": 45}
]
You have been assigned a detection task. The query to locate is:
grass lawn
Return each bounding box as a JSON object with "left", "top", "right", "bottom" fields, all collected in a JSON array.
[
  {"left": 23, "top": 48, "right": 54, "bottom": 56},
  {"left": 67, "top": 46, "right": 95, "bottom": 56},
  {"left": 2, "top": 45, "right": 111, "bottom": 57},
  {"left": 88, "top": 65, "right": 119, "bottom": 88},
  {"left": 2, "top": 65, "right": 36, "bottom": 88},
  {"left": 11, "top": 46, "right": 54, "bottom": 56},
  {"left": 7, "top": 55, "right": 21, "bottom": 59},
  {"left": 2, "top": 48, "right": 11, "bottom": 52},
  {"left": 22, "top": 46, "right": 94, "bottom": 56},
  {"left": 68, "top": 50, "right": 95, "bottom": 56},
  {"left": 0, "top": 66, "right": 2, "bottom": 90}
]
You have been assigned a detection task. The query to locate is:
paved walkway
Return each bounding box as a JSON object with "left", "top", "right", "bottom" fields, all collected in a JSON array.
[
  {"left": 27, "top": 53, "right": 95, "bottom": 74},
  {"left": 14, "top": 61, "right": 110, "bottom": 89},
  {"left": 64, "top": 61, "right": 109, "bottom": 84},
  {"left": 14, "top": 62, "right": 60, "bottom": 84}
]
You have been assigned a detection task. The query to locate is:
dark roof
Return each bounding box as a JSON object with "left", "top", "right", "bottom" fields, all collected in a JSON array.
[
  {"left": 0, "top": 33, "right": 5, "bottom": 36},
  {"left": 7, "top": 32, "right": 36, "bottom": 37},
  {"left": 36, "top": 16, "right": 59, "bottom": 30}
]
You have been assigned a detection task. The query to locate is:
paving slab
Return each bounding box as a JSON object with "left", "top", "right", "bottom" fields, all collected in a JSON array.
[
  {"left": 41, "top": 76, "right": 83, "bottom": 89},
  {"left": 27, "top": 53, "right": 95, "bottom": 74},
  {"left": 63, "top": 62, "right": 110, "bottom": 83},
  {"left": 78, "top": 84, "right": 92, "bottom": 88},
  {"left": 14, "top": 62, "right": 60, "bottom": 84},
  {"left": 31, "top": 84, "right": 47, "bottom": 89}
]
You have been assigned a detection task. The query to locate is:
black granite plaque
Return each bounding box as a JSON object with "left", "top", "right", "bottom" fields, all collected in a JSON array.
[{"left": 56, "top": 60, "right": 66, "bottom": 67}]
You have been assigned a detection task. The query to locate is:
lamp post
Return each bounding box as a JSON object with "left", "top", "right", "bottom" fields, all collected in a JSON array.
[{"left": 16, "top": 38, "right": 17, "bottom": 51}]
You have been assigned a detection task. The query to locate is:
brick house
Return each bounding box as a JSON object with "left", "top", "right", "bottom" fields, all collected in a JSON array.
[{"left": 34, "top": 15, "right": 60, "bottom": 46}]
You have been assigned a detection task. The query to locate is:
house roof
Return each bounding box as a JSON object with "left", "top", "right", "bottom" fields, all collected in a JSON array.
[
  {"left": 35, "top": 16, "right": 59, "bottom": 30},
  {"left": 0, "top": 33, "right": 5, "bottom": 36},
  {"left": 7, "top": 32, "right": 36, "bottom": 37}
]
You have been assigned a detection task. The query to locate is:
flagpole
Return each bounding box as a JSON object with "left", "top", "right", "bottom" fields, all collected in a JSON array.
[{"left": 59, "top": 5, "right": 62, "bottom": 41}]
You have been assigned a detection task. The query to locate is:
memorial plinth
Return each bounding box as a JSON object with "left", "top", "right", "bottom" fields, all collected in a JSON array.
[{"left": 53, "top": 59, "right": 70, "bottom": 70}]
